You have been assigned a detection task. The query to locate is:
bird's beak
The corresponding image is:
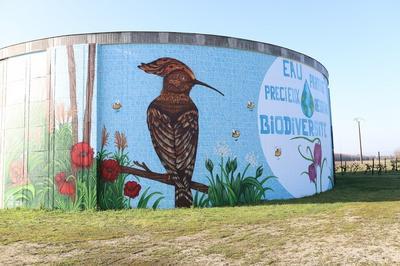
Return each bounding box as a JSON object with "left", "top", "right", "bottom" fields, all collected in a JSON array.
[{"left": 193, "top": 79, "right": 224, "bottom": 96}]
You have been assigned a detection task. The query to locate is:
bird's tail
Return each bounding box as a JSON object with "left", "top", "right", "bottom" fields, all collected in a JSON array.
[{"left": 173, "top": 175, "right": 193, "bottom": 208}]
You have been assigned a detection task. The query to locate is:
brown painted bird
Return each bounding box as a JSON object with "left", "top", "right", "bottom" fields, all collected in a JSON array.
[{"left": 138, "top": 58, "right": 224, "bottom": 208}]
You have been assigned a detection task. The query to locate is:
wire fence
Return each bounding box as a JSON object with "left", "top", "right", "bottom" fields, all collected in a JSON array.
[{"left": 334, "top": 153, "right": 399, "bottom": 175}]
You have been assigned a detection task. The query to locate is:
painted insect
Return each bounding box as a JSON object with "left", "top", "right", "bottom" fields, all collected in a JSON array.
[
  {"left": 247, "top": 101, "right": 255, "bottom": 110},
  {"left": 232, "top": 129, "right": 241, "bottom": 140},
  {"left": 112, "top": 100, "right": 122, "bottom": 111}
]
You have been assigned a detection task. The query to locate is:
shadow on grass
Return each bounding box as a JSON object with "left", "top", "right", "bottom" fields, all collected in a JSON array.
[{"left": 266, "top": 173, "right": 400, "bottom": 205}]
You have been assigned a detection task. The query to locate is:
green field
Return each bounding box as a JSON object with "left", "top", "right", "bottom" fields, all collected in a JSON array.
[{"left": 1, "top": 173, "right": 400, "bottom": 265}]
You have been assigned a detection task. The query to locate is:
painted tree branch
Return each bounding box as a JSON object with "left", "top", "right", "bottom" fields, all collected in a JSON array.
[{"left": 120, "top": 165, "right": 209, "bottom": 194}]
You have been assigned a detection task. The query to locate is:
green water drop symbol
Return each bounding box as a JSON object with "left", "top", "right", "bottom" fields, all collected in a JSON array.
[{"left": 301, "top": 80, "right": 314, "bottom": 118}]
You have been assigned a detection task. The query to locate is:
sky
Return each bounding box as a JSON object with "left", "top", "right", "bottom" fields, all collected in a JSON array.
[{"left": 0, "top": 0, "right": 399, "bottom": 156}]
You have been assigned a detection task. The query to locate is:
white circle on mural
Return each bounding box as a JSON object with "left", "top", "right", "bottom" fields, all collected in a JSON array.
[{"left": 258, "top": 57, "right": 333, "bottom": 198}]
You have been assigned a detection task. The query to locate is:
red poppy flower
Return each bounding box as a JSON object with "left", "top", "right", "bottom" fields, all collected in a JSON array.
[
  {"left": 70, "top": 142, "right": 94, "bottom": 168},
  {"left": 124, "top": 181, "right": 141, "bottom": 199},
  {"left": 55, "top": 172, "right": 66, "bottom": 186},
  {"left": 313, "top": 143, "right": 322, "bottom": 167},
  {"left": 101, "top": 159, "right": 121, "bottom": 182},
  {"left": 308, "top": 163, "right": 317, "bottom": 183},
  {"left": 55, "top": 172, "right": 75, "bottom": 198}
]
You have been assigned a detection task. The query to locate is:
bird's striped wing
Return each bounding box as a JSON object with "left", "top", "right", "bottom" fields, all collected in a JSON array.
[
  {"left": 175, "top": 110, "right": 199, "bottom": 179},
  {"left": 147, "top": 107, "right": 177, "bottom": 174},
  {"left": 147, "top": 107, "right": 198, "bottom": 178}
]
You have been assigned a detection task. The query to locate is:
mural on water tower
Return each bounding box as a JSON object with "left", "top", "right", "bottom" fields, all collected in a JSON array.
[{"left": 0, "top": 42, "right": 333, "bottom": 209}]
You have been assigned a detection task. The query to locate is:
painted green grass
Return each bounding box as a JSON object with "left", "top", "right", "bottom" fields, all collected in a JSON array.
[{"left": 1, "top": 173, "right": 400, "bottom": 264}]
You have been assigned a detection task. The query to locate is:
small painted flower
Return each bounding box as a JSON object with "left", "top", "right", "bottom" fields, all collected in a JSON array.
[
  {"left": 55, "top": 103, "right": 72, "bottom": 125},
  {"left": 70, "top": 142, "right": 94, "bottom": 168},
  {"left": 101, "top": 159, "right": 121, "bottom": 182},
  {"left": 55, "top": 172, "right": 75, "bottom": 198},
  {"left": 245, "top": 152, "right": 258, "bottom": 167},
  {"left": 114, "top": 131, "right": 128, "bottom": 151},
  {"left": 101, "top": 126, "right": 109, "bottom": 150},
  {"left": 313, "top": 143, "right": 322, "bottom": 166},
  {"left": 9, "top": 159, "right": 28, "bottom": 186},
  {"left": 55, "top": 172, "right": 65, "bottom": 186},
  {"left": 215, "top": 142, "right": 231, "bottom": 157},
  {"left": 124, "top": 181, "right": 141, "bottom": 199},
  {"left": 308, "top": 163, "right": 317, "bottom": 183}
]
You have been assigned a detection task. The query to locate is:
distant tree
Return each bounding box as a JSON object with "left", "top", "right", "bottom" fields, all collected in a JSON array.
[{"left": 394, "top": 148, "right": 400, "bottom": 159}]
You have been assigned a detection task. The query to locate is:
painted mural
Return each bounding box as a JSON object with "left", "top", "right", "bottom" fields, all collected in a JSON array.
[
  {"left": 0, "top": 52, "right": 53, "bottom": 209},
  {"left": 0, "top": 43, "right": 332, "bottom": 209},
  {"left": 0, "top": 44, "right": 98, "bottom": 210},
  {"left": 258, "top": 58, "right": 333, "bottom": 198},
  {"left": 52, "top": 43, "right": 98, "bottom": 210}
]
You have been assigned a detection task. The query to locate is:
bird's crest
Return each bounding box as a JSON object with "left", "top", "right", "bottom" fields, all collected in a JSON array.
[{"left": 138, "top": 57, "right": 195, "bottom": 80}]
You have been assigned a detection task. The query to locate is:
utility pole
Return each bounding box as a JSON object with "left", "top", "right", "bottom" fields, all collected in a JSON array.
[{"left": 354, "top": 118, "right": 364, "bottom": 164}]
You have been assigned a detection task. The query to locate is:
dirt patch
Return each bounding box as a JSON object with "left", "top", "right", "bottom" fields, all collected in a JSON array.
[
  {"left": 0, "top": 242, "right": 82, "bottom": 265},
  {"left": 2, "top": 217, "right": 400, "bottom": 265}
]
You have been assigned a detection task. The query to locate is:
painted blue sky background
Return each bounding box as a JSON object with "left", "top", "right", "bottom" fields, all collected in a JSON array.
[{"left": 0, "top": 0, "right": 399, "bottom": 156}]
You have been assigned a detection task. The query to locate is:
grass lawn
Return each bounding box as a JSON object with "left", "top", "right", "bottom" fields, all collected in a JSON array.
[{"left": 1, "top": 173, "right": 400, "bottom": 265}]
